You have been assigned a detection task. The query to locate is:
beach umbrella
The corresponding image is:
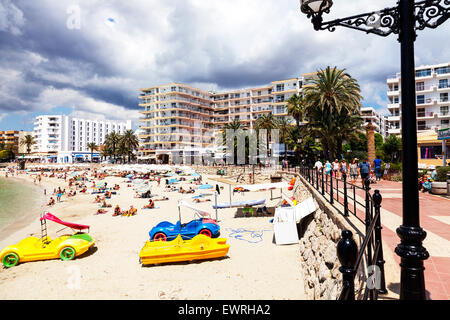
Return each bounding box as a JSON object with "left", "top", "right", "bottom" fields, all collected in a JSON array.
[
  {"left": 199, "top": 184, "right": 213, "bottom": 190},
  {"left": 126, "top": 174, "right": 134, "bottom": 178},
  {"left": 168, "top": 178, "right": 179, "bottom": 184},
  {"left": 191, "top": 173, "right": 201, "bottom": 177}
]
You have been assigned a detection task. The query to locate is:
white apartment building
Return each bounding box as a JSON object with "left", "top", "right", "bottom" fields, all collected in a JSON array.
[
  {"left": 137, "top": 78, "right": 302, "bottom": 163},
  {"left": 360, "top": 107, "right": 388, "bottom": 137},
  {"left": 386, "top": 62, "right": 450, "bottom": 135},
  {"left": 33, "top": 115, "right": 132, "bottom": 163}
]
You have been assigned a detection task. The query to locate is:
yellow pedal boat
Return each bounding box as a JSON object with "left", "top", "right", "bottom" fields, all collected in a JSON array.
[{"left": 139, "top": 234, "right": 230, "bottom": 266}]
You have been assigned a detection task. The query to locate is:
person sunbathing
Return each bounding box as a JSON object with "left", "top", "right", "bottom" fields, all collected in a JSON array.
[
  {"left": 179, "top": 187, "right": 185, "bottom": 194},
  {"left": 142, "top": 199, "right": 155, "bottom": 209},
  {"left": 129, "top": 205, "right": 137, "bottom": 215},
  {"left": 193, "top": 198, "right": 211, "bottom": 203},
  {"left": 102, "top": 200, "right": 112, "bottom": 208},
  {"left": 94, "top": 195, "right": 102, "bottom": 203},
  {"left": 113, "top": 205, "right": 122, "bottom": 216},
  {"left": 95, "top": 208, "right": 107, "bottom": 215},
  {"left": 153, "top": 196, "right": 169, "bottom": 201},
  {"left": 47, "top": 197, "right": 55, "bottom": 206}
]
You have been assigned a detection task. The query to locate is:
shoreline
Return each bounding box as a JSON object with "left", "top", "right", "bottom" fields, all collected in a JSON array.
[{"left": 0, "top": 173, "right": 47, "bottom": 240}]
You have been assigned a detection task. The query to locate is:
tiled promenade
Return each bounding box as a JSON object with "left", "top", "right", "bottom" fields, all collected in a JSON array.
[{"left": 330, "top": 178, "right": 450, "bottom": 300}]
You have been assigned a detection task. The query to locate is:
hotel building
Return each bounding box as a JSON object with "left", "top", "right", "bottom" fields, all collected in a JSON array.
[
  {"left": 33, "top": 115, "right": 132, "bottom": 163},
  {"left": 386, "top": 62, "right": 450, "bottom": 165},
  {"left": 0, "top": 130, "right": 20, "bottom": 154},
  {"left": 138, "top": 78, "right": 303, "bottom": 162},
  {"left": 360, "top": 107, "right": 388, "bottom": 137},
  {"left": 386, "top": 62, "right": 450, "bottom": 135}
]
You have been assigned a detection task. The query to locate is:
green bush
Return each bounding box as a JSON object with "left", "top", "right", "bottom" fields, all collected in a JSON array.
[
  {"left": 388, "top": 162, "right": 402, "bottom": 173},
  {"left": 436, "top": 166, "right": 450, "bottom": 182}
]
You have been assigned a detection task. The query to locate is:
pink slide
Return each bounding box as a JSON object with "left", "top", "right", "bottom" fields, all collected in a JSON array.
[{"left": 41, "top": 213, "right": 90, "bottom": 231}]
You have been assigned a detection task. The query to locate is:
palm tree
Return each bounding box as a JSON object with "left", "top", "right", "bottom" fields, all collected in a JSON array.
[
  {"left": 120, "top": 130, "right": 139, "bottom": 163},
  {"left": 87, "top": 142, "right": 98, "bottom": 163},
  {"left": 276, "top": 118, "right": 293, "bottom": 160},
  {"left": 255, "top": 113, "right": 277, "bottom": 157},
  {"left": 104, "top": 132, "right": 121, "bottom": 162},
  {"left": 286, "top": 94, "right": 305, "bottom": 136},
  {"left": 20, "top": 134, "right": 37, "bottom": 155},
  {"left": 302, "top": 66, "right": 363, "bottom": 160}
]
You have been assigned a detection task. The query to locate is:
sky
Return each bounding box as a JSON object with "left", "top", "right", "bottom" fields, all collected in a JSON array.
[{"left": 0, "top": 0, "right": 449, "bottom": 132}]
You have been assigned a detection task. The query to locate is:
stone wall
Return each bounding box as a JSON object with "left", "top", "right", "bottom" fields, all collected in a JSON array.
[{"left": 286, "top": 173, "right": 366, "bottom": 300}]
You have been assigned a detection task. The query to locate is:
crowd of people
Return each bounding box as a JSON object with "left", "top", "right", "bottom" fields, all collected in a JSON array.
[{"left": 313, "top": 157, "right": 386, "bottom": 187}]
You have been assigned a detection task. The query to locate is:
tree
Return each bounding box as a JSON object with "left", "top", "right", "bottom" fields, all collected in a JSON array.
[
  {"left": 87, "top": 142, "right": 98, "bottom": 163},
  {"left": 276, "top": 117, "right": 293, "bottom": 160},
  {"left": 255, "top": 113, "right": 277, "bottom": 157},
  {"left": 120, "top": 130, "right": 139, "bottom": 163},
  {"left": 382, "top": 134, "right": 402, "bottom": 163},
  {"left": 104, "top": 132, "right": 121, "bottom": 161},
  {"left": 302, "top": 66, "right": 363, "bottom": 160},
  {"left": 286, "top": 94, "right": 305, "bottom": 136},
  {"left": 20, "top": 134, "right": 37, "bottom": 155}
]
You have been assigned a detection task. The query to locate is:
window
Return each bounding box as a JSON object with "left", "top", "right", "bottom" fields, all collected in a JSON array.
[
  {"left": 416, "top": 69, "right": 431, "bottom": 77},
  {"left": 417, "top": 95, "right": 425, "bottom": 104},
  {"left": 421, "top": 145, "right": 450, "bottom": 159},
  {"left": 441, "top": 93, "right": 449, "bottom": 102},
  {"left": 417, "top": 121, "right": 427, "bottom": 130},
  {"left": 416, "top": 82, "right": 425, "bottom": 91},
  {"left": 435, "top": 66, "right": 450, "bottom": 75},
  {"left": 439, "top": 79, "right": 448, "bottom": 89},
  {"left": 442, "top": 120, "right": 450, "bottom": 129},
  {"left": 440, "top": 106, "right": 449, "bottom": 116}
]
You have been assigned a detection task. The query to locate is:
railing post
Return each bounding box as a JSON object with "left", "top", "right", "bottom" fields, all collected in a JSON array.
[
  {"left": 330, "top": 171, "right": 334, "bottom": 204},
  {"left": 364, "top": 179, "right": 374, "bottom": 299},
  {"left": 337, "top": 230, "right": 358, "bottom": 300},
  {"left": 373, "top": 190, "right": 388, "bottom": 295},
  {"left": 316, "top": 168, "right": 319, "bottom": 190},
  {"left": 343, "top": 173, "right": 349, "bottom": 217},
  {"left": 321, "top": 169, "right": 325, "bottom": 196}
]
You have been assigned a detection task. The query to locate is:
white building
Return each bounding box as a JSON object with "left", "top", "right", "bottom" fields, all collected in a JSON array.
[
  {"left": 360, "top": 107, "right": 388, "bottom": 137},
  {"left": 33, "top": 115, "right": 132, "bottom": 163},
  {"left": 386, "top": 62, "right": 450, "bottom": 136}
]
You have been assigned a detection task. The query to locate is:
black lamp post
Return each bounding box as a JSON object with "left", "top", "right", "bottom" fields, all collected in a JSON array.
[{"left": 298, "top": 0, "right": 449, "bottom": 300}]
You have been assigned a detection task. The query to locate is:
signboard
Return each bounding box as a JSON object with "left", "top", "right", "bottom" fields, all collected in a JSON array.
[{"left": 438, "top": 128, "right": 450, "bottom": 140}]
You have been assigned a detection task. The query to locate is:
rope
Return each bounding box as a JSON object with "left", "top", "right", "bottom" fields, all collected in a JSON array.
[{"left": 225, "top": 228, "right": 271, "bottom": 244}]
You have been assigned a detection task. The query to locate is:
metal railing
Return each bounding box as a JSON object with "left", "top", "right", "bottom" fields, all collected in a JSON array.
[{"left": 295, "top": 166, "right": 388, "bottom": 300}]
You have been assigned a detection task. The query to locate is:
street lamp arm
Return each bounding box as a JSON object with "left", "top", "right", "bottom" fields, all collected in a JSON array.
[
  {"left": 309, "top": 0, "right": 449, "bottom": 39},
  {"left": 313, "top": 6, "right": 400, "bottom": 37},
  {"left": 415, "top": 0, "right": 450, "bottom": 31}
]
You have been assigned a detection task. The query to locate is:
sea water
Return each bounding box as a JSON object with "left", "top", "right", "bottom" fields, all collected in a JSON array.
[{"left": 0, "top": 177, "right": 43, "bottom": 234}]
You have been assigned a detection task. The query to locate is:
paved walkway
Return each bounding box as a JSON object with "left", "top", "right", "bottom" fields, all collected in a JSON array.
[{"left": 334, "top": 179, "right": 450, "bottom": 300}]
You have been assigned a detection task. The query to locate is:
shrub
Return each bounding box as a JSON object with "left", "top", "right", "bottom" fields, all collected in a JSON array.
[
  {"left": 436, "top": 166, "right": 450, "bottom": 182},
  {"left": 388, "top": 162, "right": 402, "bottom": 173}
]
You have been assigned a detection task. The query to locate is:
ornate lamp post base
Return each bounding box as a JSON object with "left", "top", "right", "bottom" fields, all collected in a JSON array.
[{"left": 395, "top": 225, "right": 430, "bottom": 299}]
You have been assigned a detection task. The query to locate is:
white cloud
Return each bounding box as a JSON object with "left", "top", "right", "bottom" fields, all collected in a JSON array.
[{"left": 0, "top": 0, "right": 25, "bottom": 35}]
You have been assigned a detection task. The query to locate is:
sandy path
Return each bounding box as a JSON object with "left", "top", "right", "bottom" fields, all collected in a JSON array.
[{"left": 0, "top": 170, "right": 305, "bottom": 300}]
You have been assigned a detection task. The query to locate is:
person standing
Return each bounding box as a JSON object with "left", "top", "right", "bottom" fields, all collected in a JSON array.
[
  {"left": 340, "top": 160, "right": 348, "bottom": 180},
  {"left": 333, "top": 159, "right": 340, "bottom": 179},
  {"left": 383, "top": 162, "right": 390, "bottom": 180},
  {"left": 350, "top": 158, "right": 359, "bottom": 184},
  {"left": 324, "top": 160, "right": 332, "bottom": 176},
  {"left": 358, "top": 158, "right": 371, "bottom": 188},
  {"left": 314, "top": 159, "right": 323, "bottom": 173},
  {"left": 373, "top": 157, "right": 382, "bottom": 181}
]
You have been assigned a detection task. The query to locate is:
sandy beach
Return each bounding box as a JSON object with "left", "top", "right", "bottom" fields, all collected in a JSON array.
[{"left": 0, "top": 165, "right": 305, "bottom": 300}]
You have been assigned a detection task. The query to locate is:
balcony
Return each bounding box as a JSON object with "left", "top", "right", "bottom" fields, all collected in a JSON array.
[
  {"left": 417, "top": 111, "right": 436, "bottom": 119},
  {"left": 388, "top": 128, "right": 401, "bottom": 135}
]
